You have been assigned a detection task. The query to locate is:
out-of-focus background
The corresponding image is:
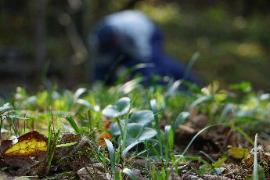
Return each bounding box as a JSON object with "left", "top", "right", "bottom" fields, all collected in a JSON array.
[{"left": 1, "top": 0, "right": 270, "bottom": 96}]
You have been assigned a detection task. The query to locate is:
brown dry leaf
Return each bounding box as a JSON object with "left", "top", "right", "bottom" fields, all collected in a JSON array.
[
  {"left": 97, "top": 132, "right": 112, "bottom": 146},
  {"left": 0, "top": 140, "right": 13, "bottom": 155},
  {"left": 60, "top": 133, "right": 81, "bottom": 144}
]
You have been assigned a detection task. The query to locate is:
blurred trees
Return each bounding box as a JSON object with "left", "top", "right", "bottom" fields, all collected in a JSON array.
[
  {"left": 0, "top": 0, "right": 270, "bottom": 94},
  {"left": 34, "top": 0, "right": 47, "bottom": 82}
]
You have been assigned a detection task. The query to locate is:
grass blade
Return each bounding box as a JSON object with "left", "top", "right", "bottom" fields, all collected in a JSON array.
[
  {"left": 182, "top": 124, "right": 219, "bottom": 156},
  {"left": 253, "top": 134, "right": 258, "bottom": 180},
  {"left": 105, "top": 139, "right": 115, "bottom": 171},
  {"left": 66, "top": 116, "right": 81, "bottom": 134}
]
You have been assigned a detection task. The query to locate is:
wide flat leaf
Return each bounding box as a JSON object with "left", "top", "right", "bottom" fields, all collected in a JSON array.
[
  {"left": 129, "top": 110, "right": 154, "bottom": 126},
  {"left": 109, "top": 120, "right": 127, "bottom": 136},
  {"left": 121, "top": 125, "right": 157, "bottom": 157},
  {"left": 126, "top": 123, "right": 144, "bottom": 140},
  {"left": 3, "top": 131, "right": 47, "bottom": 157},
  {"left": 137, "top": 127, "right": 157, "bottom": 142},
  {"left": 102, "top": 97, "right": 131, "bottom": 118},
  {"left": 122, "top": 141, "right": 141, "bottom": 158}
]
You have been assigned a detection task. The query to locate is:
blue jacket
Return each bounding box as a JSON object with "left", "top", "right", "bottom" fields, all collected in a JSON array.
[{"left": 90, "top": 10, "right": 200, "bottom": 85}]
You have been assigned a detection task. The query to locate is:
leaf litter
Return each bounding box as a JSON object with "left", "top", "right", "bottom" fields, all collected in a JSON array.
[{"left": 0, "top": 86, "right": 270, "bottom": 179}]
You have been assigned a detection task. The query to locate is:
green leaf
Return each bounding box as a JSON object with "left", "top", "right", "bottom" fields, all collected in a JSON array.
[
  {"left": 129, "top": 110, "right": 154, "bottom": 126},
  {"left": 66, "top": 116, "right": 81, "bottom": 134},
  {"left": 76, "top": 99, "right": 93, "bottom": 109},
  {"left": 126, "top": 123, "right": 144, "bottom": 140},
  {"left": 124, "top": 123, "right": 157, "bottom": 144},
  {"left": 102, "top": 97, "right": 131, "bottom": 118},
  {"left": 165, "top": 125, "right": 174, "bottom": 150},
  {"left": 191, "top": 96, "right": 212, "bottom": 107},
  {"left": 122, "top": 168, "right": 137, "bottom": 180},
  {"left": 109, "top": 120, "right": 127, "bottom": 136},
  {"left": 165, "top": 80, "right": 182, "bottom": 97},
  {"left": 0, "top": 103, "right": 12, "bottom": 115},
  {"left": 122, "top": 125, "right": 157, "bottom": 157},
  {"left": 150, "top": 99, "right": 158, "bottom": 113},
  {"left": 73, "top": 88, "right": 87, "bottom": 100},
  {"left": 172, "top": 112, "right": 190, "bottom": 130},
  {"left": 233, "top": 127, "right": 254, "bottom": 145},
  {"left": 105, "top": 139, "right": 115, "bottom": 169},
  {"left": 138, "top": 127, "right": 157, "bottom": 141},
  {"left": 122, "top": 141, "right": 141, "bottom": 158},
  {"left": 114, "top": 170, "right": 122, "bottom": 180},
  {"left": 118, "top": 78, "right": 143, "bottom": 94},
  {"left": 230, "top": 82, "right": 252, "bottom": 93},
  {"left": 212, "top": 156, "right": 227, "bottom": 168}
]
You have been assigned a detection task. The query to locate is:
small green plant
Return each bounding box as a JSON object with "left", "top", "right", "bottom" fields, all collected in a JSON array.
[
  {"left": 102, "top": 97, "right": 157, "bottom": 158},
  {"left": 46, "top": 116, "right": 60, "bottom": 174},
  {"left": 1, "top": 80, "right": 270, "bottom": 179}
]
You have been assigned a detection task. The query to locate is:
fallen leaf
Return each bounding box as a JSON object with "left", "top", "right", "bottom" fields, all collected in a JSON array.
[
  {"left": 3, "top": 131, "right": 47, "bottom": 157},
  {"left": 97, "top": 132, "right": 112, "bottom": 146},
  {"left": 228, "top": 147, "right": 249, "bottom": 160},
  {"left": 0, "top": 140, "right": 13, "bottom": 154}
]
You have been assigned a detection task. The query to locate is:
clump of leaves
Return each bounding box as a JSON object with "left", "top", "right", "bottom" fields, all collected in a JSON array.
[{"left": 0, "top": 80, "right": 269, "bottom": 179}]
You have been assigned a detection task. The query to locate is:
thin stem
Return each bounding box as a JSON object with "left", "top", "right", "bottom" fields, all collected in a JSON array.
[
  {"left": 0, "top": 117, "right": 3, "bottom": 140},
  {"left": 116, "top": 119, "right": 124, "bottom": 139},
  {"left": 116, "top": 118, "right": 124, "bottom": 156}
]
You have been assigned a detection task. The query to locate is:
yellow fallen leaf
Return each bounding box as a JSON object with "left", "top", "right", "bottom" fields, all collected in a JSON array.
[
  {"left": 228, "top": 147, "right": 249, "bottom": 159},
  {"left": 4, "top": 131, "right": 47, "bottom": 157}
]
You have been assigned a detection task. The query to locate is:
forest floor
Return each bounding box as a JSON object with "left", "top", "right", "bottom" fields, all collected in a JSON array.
[{"left": 0, "top": 81, "right": 269, "bottom": 179}]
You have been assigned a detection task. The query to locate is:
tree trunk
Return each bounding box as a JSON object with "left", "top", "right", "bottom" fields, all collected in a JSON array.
[{"left": 34, "top": 0, "right": 47, "bottom": 82}]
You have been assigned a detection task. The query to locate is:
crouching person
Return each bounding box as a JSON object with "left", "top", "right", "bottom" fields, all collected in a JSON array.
[{"left": 89, "top": 10, "right": 200, "bottom": 86}]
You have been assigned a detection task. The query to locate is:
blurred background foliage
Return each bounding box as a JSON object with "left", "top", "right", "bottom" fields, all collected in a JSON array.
[{"left": 0, "top": 0, "right": 270, "bottom": 95}]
